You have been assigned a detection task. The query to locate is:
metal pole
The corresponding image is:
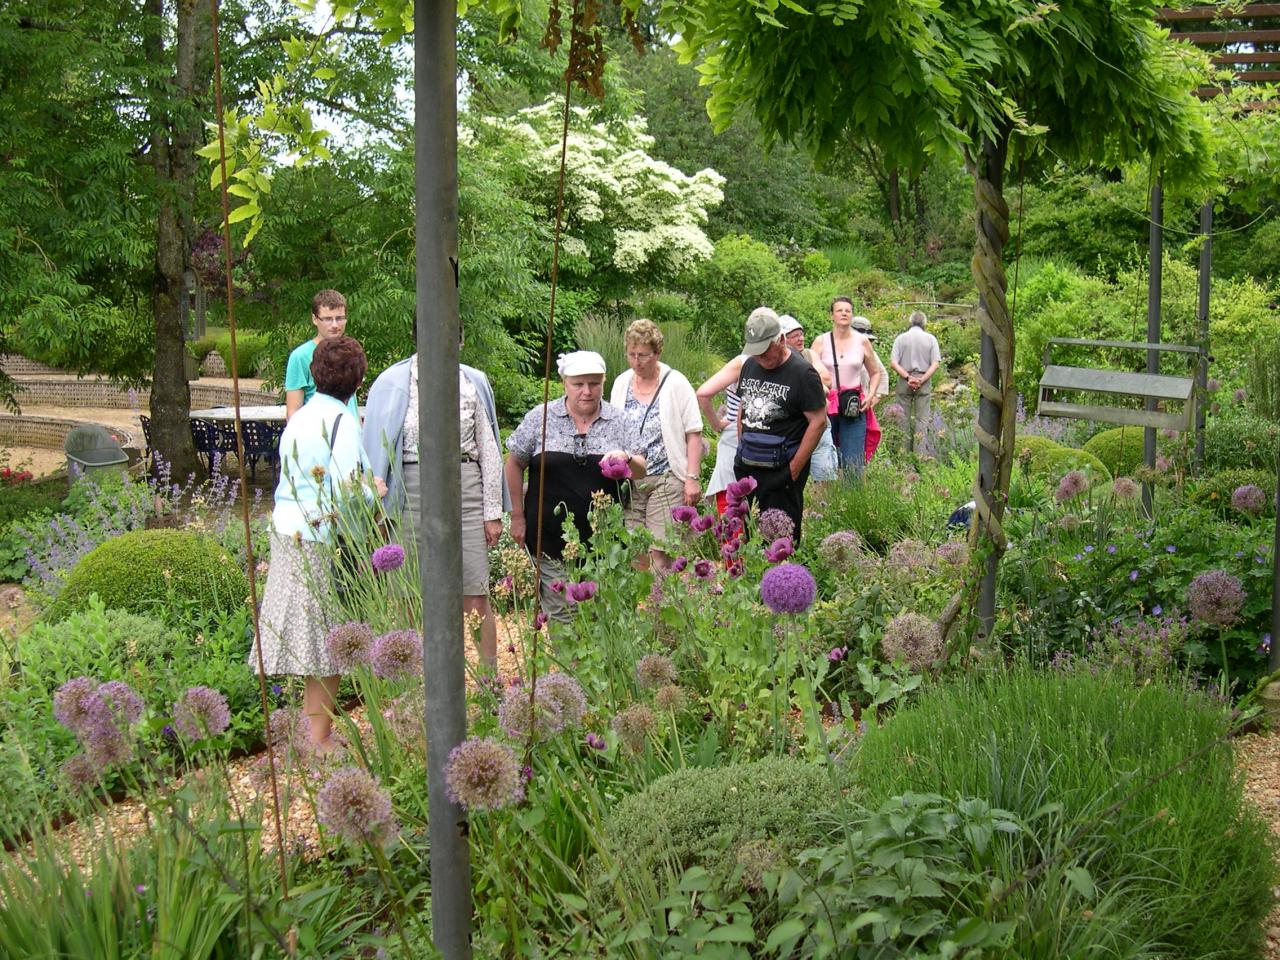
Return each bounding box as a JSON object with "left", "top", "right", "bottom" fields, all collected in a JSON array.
[
  {"left": 1142, "top": 177, "right": 1162, "bottom": 517},
  {"left": 416, "top": 2, "right": 472, "bottom": 956},
  {"left": 1271, "top": 438, "right": 1280, "bottom": 674},
  {"left": 1193, "top": 200, "right": 1212, "bottom": 475}
]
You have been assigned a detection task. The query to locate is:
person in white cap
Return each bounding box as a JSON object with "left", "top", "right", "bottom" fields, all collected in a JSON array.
[
  {"left": 851, "top": 316, "right": 889, "bottom": 404},
  {"left": 890, "top": 310, "right": 942, "bottom": 455},
  {"left": 505, "top": 350, "right": 645, "bottom": 622},
  {"left": 733, "top": 307, "right": 827, "bottom": 543},
  {"left": 778, "top": 314, "right": 838, "bottom": 483}
]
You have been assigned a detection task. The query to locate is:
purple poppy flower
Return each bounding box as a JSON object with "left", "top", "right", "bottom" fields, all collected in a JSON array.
[
  {"left": 693, "top": 559, "right": 715, "bottom": 580},
  {"left": 671, "top": 555, "right": 688, "bottom": 573},
  {"left": 566, "top": 580, "right": 598, "bottom": 603},
  {"left": 585, "top": 732, "right": 606, "bottom": 750},
  {"left": 600, "top": 457, "right": 632, "bottom": 481},
  {"left": 764, "top": 537, "right": 794, "bottom": 564},
  {"left": 828, "top": 646, "right": 848, "bottom": 662},
  {"left": 690, "top": 514, "right": 715, "bottom": 533},
  {"left": 549, "top": 580, "right": 565, "bottom": 594},
  {"left": 533, "top": 611, "right": 548, "bottom": 631},
  {"left": 671, "top": 505, "right": 699, "bottom": 525}
]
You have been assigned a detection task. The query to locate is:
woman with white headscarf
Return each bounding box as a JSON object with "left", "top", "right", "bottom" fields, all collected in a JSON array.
[{"left": 505, "top": 351, "right": 646, "bottom": 622}]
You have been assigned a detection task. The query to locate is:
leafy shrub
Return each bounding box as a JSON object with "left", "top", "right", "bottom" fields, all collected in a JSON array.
[
  {"left": 597, "top": 756, "right": 841, "bottom": 899},
  {"left": 1189, "top": 469, "right": 1276, "bottom": 520},
  {"left": 46, "top": 528, "right": 248, "bottom": 623},
  {"left": 1245, "top": 336, "right": 1280, "bottom": 423},
  {"left": 0, "top": 475, "right": 64, "bottom": 527},
  {"left": 1011, "top": 434, "right": 1110, "bottom": 485},
  {"left": 212, "top": 330, "right": 272, "bottom": 378},
  {"left": 853, "top": 668, "right": 1277, "bottom": 959},
  {"left": 1204, "top": 408, "right": 1280, "bottom": 473},
  {"left": 688, "top": 234, "right": 792, "bottom": 354},
  {"left": 635, "top": 291, "right": 696, "bottom": 327},
  {"left": 1083, "top": 426, "right": 1159, "bottom": 477}
]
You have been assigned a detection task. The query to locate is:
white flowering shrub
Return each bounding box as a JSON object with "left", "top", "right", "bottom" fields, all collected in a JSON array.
[{"left": 469, "top": 101, "right": 724, "bottom": 295}]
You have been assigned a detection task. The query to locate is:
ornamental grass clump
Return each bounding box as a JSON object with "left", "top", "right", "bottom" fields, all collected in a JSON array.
[
  {"left": 760, "top": 563, "right": 817, "bottom": 615},
  {"left": 880, "top": 613, "right": 944, "bottom": 671},
  {"left": 324, "top": 622, "right": 374, "bottom": 671},
  {"left": 172, "top": 686, "right": 231, "bottom": 740},
  {"left": 316, "top": 766, "right": 397, "bottom": 846},
  {"left": 445, "top": 737, "right": 523, "bottom": 812}
]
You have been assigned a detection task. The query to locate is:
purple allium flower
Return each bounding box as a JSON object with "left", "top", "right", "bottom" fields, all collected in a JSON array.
[
  {"left": 693, "top": 559, "right": 715, "bottom": 580},
  {"left": 317, "top": 766, "right": 398, "bottom": 844},
  {"left": 760, "top": 563, "right": 817, "bottom": 615},
  {"left": 61, "top": 753, "right": 99, "bottom": 791},
  {"left": 818, "top": 530, "right": 864, "bottom": 572},
  {"left": 935, "top": 540, "right": 969, "bottom": 567},
  {"left": 84, "top": 725, "right": 133, "bottom": 769},
  {"left": 600, "top": 457, "right": 632, "bottom": 481},
  {"left": 883, "top": 403, "right": 906, "bottom": 424},
  {"left": 726, "top": 476, "right": 757, "bottom": 501},
  {"left": 444, "top": 737, "right": 523, "bottom": 812},
  {"left": 1055, "top": 470, "right": 1088, "bottom": 503},
  {"left": 370, "top": 543, "right": 406, "bottom": 573},
  {"left": 566, "top": 580, "right": 598, "bottom": 603},
  {"left": 267, "top": 707, "right": 305, "bottom": 750},
  {"left": 880, "top": 613, "right": 944, "bottom": 671},
  {"left": 764, "top": 537, "right": 795, "bottom": 564},
  {"left": 1112, "top": 476, "right": 1139, "bottom": 501},
  {"left": 585, "top": 732, "right": 606, "bottom": 750},
  {"left": 635, "top": 654, "right": 678, "bottom": 689},
  {"left": 498, "top": 684, "right": 565, "bottom": 741},
  {"left": 371, "top": 630, "right": 422, "bottom": 679},
  {"left": 1232, "top": 484, "right": 1267, "bottom": 516},
  {"left": 1187, "top": 569, "right": 1245, "bottom": 628},
  {"left": 690, "top": 514, "right": 715, "bottom": 534},
  {"left": 1155, "top": 455, "right": 1172, "bottom": 473},
  {"left": 611, "top": 703, "right": 656, "bottom": 754},
  {"left": 96, "top": 681, "right": 144, "bottom": 726},
  {"left": 172, "top": 686, "right": 231, "bottom": 739},
  {"left": 828, "top": 646, "right": 848, "bottom": 662},
  {"left": 887, "top": 539, "right": 933, "bottom": 572},
  {"left": 53, "top": 677, "right": 101, "bottom": 734},
  {"left": 324, "top": 622, "right": 374, "bottom": 671},
  {"left": 671, "top": 555, "right": 688, "bottom": 573},
  {"left": 757, "top": 508, "right": 795, "bottom": 542},
  {"left": 1206, "top": 377, "right": 1220, "bottom": 392},
  {"left": 654, "top": 684, "right": 686, "bottom": 712},
  {"left": 1234, "top": 387, "right": 1247, "bottom": 403},
  {"left": 671, "top": 505, "right": 699, "bottom": 525},
  {"left": 537, "top": 672, "right": 587, "bottom": 727}
]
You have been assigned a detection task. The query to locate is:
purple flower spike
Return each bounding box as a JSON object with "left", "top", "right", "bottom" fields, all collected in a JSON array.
[
  {"left": 760, "top": 563, "right": 817, "bottom": 615},
  {"left": 600, "top": 457, "right": 632, "bottom": 481},
  {"left": 370, "top": 543, "right": 405, "bottom": 573},
  {"left": 671, "top": 505, "right": 699, "bottom": 525},
  {"left": 566, "top": 580, "right": 598, "bottom": 603},
  {"left": 764, "top": 537, "right": 794, "bottom": 564}
]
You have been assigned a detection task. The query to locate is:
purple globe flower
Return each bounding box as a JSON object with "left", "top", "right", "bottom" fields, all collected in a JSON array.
[
  {"left": 671, "top": 505, "right": 699, "bottom": 525},
  {"left": 498, "top": 684, "right": 565, "bottom": 741},
  {"left": 1055, "top": 470, "right": 1088, "bottom": 503},
  {"left": 96, "top": 681, "right": 144, "bottom": 726},
  {"left": 757, "top": 508, "right": 795, "bottom": 543},
  {"left": 317, "top": 766, "right": 398, "bottom": 844},
  {"left": 818, "top": 530, "right": 864, "bottom": 573},
  {"left": 1207, "top": 377, "right": 1221, "bottom": 392},
  {"left": 760, "top": 563, "right": 817, "bottom": 615},
  {"left": 324, "top": 622, "right": 374, "bottom": 671},
  {"left": 635, "top": 654, "right": 678, "bottom": 689},
  {"left": 1187, "top": 569, "right": 1245, "bottom": 628},
  {"left": 172, "top": 686, "right": 231, "bottom": 739},
  {"left": 53, "top": 677, "right": 101, "bottom": 734},
  {"left": 1234, "top": 387, "right": 1247, "bottom": 403},
  {"left": 370, "top": 543, "right": 406, "bottom": 573},
  {"left": 1231, "top": 484, "right": 1267, "bottom": 516},
  {"left": 880, "top": 613, "right": 944, "bottom": 670},
  {"left": 445, "top": 737, "right": 523, "bottom": 812},
  {"left": 1112, "top": 476, "right": 1139, "bottom": 501},
  {"left": 371, "top": 630, "right": 422, "bottom": 679},
  {"left": 538, "top": 672, "right": 587, "bottom": 726},
  {"left": 600, "top": 457, "right": 632, "bottom": 481},
  {"left": 764, "top": 537, "right": 795, "bottom": 564},
  {"left": 60, "top": 753, "right": 100, "bottom": 791}
]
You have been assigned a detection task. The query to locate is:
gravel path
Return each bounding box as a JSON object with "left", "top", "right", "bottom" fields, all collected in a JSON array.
[{"left": 1236, "top": 731, "right": 1280, "bottom": 957}]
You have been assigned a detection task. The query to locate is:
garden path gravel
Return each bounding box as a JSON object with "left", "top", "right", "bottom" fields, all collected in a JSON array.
[{"left": 1236, "top": 731, "right": 1280, "bottom": 958}]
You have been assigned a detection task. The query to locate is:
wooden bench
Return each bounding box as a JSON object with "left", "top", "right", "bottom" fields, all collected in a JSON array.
[{"left": 1036, "top": 338, "right": 1205, "bottom": 432}]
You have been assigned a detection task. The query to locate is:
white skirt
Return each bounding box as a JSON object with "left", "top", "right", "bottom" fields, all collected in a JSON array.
[{"left": 706, "top": 423, "right": 740, "bottom": 499}]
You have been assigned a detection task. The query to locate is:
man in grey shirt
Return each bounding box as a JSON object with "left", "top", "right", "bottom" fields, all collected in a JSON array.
[{"left": 890, "top": 310, "right": 942, "bottom": 454}]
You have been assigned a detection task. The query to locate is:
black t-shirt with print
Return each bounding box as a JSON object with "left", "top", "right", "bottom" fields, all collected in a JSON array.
[{"left": 737, "top": 349, "right": 826, "bottom": 446}]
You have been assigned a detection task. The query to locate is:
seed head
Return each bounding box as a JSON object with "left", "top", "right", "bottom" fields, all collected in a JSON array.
[
  {"left": 445, "top": 737, "right": 523, "bottom": 812},
  {"left": 316, "top": 766, "right": 398, "bottom": 845},
  {"left": 611, "top": 703, "right": 656, "bottom": 754},
  {"left": 1055, "top": 470, "right": 1087, "bottom": 502},
  {"left": 1187, "top": 570, "right": 1245, "bottom": 628},
  {"left": 324, "top": 622, "right": 374, "bottom": 671},
  {"left": 635, "top": 653, "right": 678, "bottom": 689},
  {"left": 1231, "top": 484, "right": 1267, "bottom": 516},
  {"left": 880, "top": 613, "right": 944, "bottom": 671},
  {"left": 371, "top": 630, "right": 421, "bottom": 679}
]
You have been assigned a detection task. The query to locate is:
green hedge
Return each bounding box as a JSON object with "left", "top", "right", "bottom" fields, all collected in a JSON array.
[
  {"left": 1204, "top": 410, "right": 1280, "bottom": 473},
  {"left": 1013, "top": 434, "right": 1111, "bottom": 486},
  {"left": 1189, "top": 469, "right": 1276, "bottom": 520},
  {"left": 853, "top": 668, "right": 1276, "bottom": 960},
  {"left": 47, "top": 529, "right": 248, "bottom": 623},
  {"left": 596, "top": 756, "right": 842, "bottom": 900},
  {"left": 1082, "top": 426, "right": 1171, "bottom": 477}
]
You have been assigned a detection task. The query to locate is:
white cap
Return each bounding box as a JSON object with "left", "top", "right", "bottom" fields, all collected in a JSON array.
[
  {"left": 777, "top": 315, "right": 802, "bottom": 335},
  {"left": 557, "top": 350, "right": 607, "bottom": 377}
]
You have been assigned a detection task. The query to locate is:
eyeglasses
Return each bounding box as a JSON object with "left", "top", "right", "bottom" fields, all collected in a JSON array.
[
  {"left": 626, "top": 352, "right": 654, "bottom": 362},
  {"left": 573, "top": 433, "right": 588, "bottom": 466}
]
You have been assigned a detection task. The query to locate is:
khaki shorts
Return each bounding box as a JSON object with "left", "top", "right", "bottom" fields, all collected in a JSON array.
[{"left": 624, "top": 472, "right": 684, "bottom": 544}]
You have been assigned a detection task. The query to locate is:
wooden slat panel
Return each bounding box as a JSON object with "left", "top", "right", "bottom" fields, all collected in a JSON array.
[
  {"left": 1213, "top": 51, "right": 1280, "bottom": 63},
  {"left": 1035, "top": 400, "right": 1189, "bottom": 432},
  {"left": 1171, "top": 28, "right": 1280, "bottom": 41},
  {"left": 1046, "top": 337, "right": 1203, "bottom": 355},
  {"left": 1231, "top": 69, "right": 1280, "bottom": 80},
  {"left": 1040, "top": 366, "right": 1196, "bottom": 402},
  {"left": 1159, "top": 4, "right": 1280, "bottom": 20}
]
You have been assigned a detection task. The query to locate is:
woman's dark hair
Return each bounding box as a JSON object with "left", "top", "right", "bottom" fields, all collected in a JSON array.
[
  {"left": 830, "top": 295, "right": 854, "bottom": 313},
  {"left": 312, "top": 336, "right": 367, "bottom": 401}
]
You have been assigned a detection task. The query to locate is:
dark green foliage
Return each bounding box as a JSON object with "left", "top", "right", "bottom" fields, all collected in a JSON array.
[
  {"left": 853, "top": 668, "right": 1277, "bottom": 960},
  {"left": 0, "top": 476, "right": 65, "bottom": 528},
  {"left": 598, "top": 756, "right": 842, "bottom": 899},
  {"left": 1082, "top": 426, "right": 1173, "bottom": 478},
  {"left": 1012, "top": 435, "right": 1110, "bottom": 486},
  {"left": 1245, "top": 336, "right": 1280, "bottom": 423},
  {"left": 1189, "top": 469, "right": 1276, "bottom": 520},
  {"left": 1204, "top": 408, "right": 1280, "bottom": 473},
  {"left": 210, "top": 331, "right": 273, "bottom": 379},
  {"left": 687, "top": 235, "right": 792, "bottom": 355},
  {"left": 47, "top": 529, "right": 248, "bottom": 623}
]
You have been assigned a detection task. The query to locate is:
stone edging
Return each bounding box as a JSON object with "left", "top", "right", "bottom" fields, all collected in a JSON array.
[{"left": 0, "top": 415, "right": 137, "bottom": 450}]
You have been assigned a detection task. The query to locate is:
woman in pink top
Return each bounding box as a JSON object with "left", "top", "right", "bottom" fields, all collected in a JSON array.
[{"left": 811, "top": 296, "right": 880, "bottom": 474}]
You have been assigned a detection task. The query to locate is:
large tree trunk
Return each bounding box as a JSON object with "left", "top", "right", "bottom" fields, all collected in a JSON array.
[
  {"left": 969, "top": 130, "right": 1015, "bottom": 643},
  {"left": 145, "top": 0, "right": 206, "bottom": 479}
]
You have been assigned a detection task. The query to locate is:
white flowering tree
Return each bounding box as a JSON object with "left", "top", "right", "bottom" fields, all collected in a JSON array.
[{"left": 469, "top": 100, "right": 724, "bottom": 300}]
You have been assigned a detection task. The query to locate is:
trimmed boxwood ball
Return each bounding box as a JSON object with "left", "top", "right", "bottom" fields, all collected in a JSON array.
[
  {"left": 1082, "top": 425, "right": 1174, "bottom": 477},
  {"left": 596, "top": 756, "right": 844, "bottom": 900},
  {"left": 1012, "top": 434, "right": 1111, "bottom": 485},
  {"left": 47, "top": 529, "right": 248, "bottom": 623}
]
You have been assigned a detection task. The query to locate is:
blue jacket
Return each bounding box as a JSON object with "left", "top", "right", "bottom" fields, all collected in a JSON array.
[{"left": 362, "top": 357, "right": 510, "bottom": 514}]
